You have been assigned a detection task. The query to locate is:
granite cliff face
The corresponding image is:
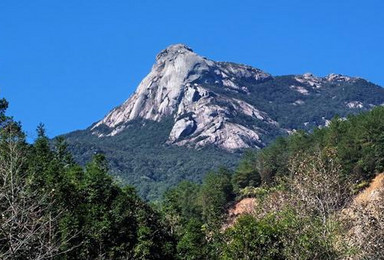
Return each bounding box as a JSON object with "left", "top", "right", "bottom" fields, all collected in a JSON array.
[
  {"left": 92, "top": 44, "right": 277, "bottom": 150},
  {"left": 90, "top": 44, "right": 384, "bottom": 151}
]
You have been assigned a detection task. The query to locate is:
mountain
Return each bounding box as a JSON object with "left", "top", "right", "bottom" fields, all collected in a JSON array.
[
  {"left": 91, "top": 44, "right": 278, "bottom": 151},
  {"left": 63, "top": 44, "right": 384, "bottom": 200}
]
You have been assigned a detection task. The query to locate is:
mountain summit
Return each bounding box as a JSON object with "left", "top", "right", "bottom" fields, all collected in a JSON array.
[
  {"left": 64, "top": 44, "right": 384, "bottom": 199},
  {"left": 92, "top": 44, "right": 277, "bottom": 150}
]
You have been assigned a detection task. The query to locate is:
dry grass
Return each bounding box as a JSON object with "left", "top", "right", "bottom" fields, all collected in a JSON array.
[{"left": 340, "top": 173, "right": 384, "bottom": 259}]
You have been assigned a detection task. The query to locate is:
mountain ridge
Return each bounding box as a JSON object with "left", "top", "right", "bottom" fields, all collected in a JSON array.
[
  {"left": 90, "top": 44, "right": 380, "bottom": 151},
  {"left": 91, "top": 44, "right": 277, "bottom": 150},
  {"left": 63, "top": 43, "right": 384, "bottom": 199}
]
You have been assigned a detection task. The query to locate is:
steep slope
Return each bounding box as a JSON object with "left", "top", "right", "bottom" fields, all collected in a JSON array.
[
  {"left": 63, "top": 44, "right": 384, "bottom": 200},
  {"left": 65, "top": 118, "right": 240, "bottom": 200},
  {"left": 91, "top": 44, "right": 278, "bottom": 150},
  {"left": 352, "top": 173, "right": 384, "bottom": 205}
]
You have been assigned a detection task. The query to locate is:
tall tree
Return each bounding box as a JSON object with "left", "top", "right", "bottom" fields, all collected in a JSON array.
[{"left": 0, "top": 100, "right": 65, "bottom": 259}]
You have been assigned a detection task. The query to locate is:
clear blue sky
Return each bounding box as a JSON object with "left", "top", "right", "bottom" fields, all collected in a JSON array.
[{"left": 1, "top": 0, "right": 383, "bottom": 140}]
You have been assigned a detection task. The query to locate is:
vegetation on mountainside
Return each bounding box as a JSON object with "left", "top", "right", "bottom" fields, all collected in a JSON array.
[
  {"left": 64, "top": 118, "right": 240, "bottom": 201},
  {"left": 0, "top": 99, "right": 176, "bottom": 259},
  {"left": 64, "top": 75, "right": 384, "bottom": 201},
  {"left": 1, "top": 97, "right": 384, "bottom": 259},
  {"left": 201, "top": 75, "right": 384, "bottom": 130},
  {"left": 160, "top": 106, "right": 384, "bottom": 259}
]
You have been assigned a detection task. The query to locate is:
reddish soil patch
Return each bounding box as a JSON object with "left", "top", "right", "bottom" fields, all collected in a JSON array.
[
  {"left": 354, "top": 173, "right": 384, "bottom": 205},
  {"left": 224, "top": 198, "right": 257, "bottom": 229}
]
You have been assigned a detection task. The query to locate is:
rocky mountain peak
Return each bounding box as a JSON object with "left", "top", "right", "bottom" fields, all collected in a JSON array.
[
  {"left": 92, "top": 44, "right": 276, "bottom": 150},
  {"left": 156, "top": 44, "right": 194, "bottom": 61},
  {"left": 90, "top": 44, "right": 380, "bottom": 151},
  {"left": 325, "top": 73, "right": 357, "bottom": 82},
  {"left": 295, "top": 72, "right": 358, "bottom": 88}
]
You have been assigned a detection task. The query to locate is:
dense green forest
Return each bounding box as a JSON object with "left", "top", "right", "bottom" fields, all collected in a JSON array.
[
  {"left": 0, "top": 99, "right": 176, "bottom": 259},
  {"left": 1, "top": 97, "right": 384, "bottom": 259},
  {"left": 159, "top": 104, "right": 384, "bottom": 259},
  {"left": 64, "top": 118, "right": 240, "bottom": 201}
]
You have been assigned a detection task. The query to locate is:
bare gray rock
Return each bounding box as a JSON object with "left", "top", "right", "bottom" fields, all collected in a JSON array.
[{"left": 92, "top": 44, "right": 277, "bottom": 151}]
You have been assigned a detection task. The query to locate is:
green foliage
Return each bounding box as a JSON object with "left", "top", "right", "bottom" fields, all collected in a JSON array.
[
  {"left": 162, "top": 181, "right": 202, "bottom": 236},
  {"left": 222, "top": 210, "right": 340, "bottom": 260},
  {"left": 232, "top": 150, "right": 261, "bottom": 192},
  {"left": 199, "top": 168, "right": 234, "bottom": 227},
  {"left": 238, "top": 185, "right": 283, "bottom": 200},
  {"left": 222, "top": 214, "right": 284, "bottom": 260},
  {"left": 55, "top": 153, "right": 176, "bottom": 259},
  {"left": 63, "top": 118, "right": 240, "bottom": 201},
  {"left": 237, "top": 106, "right": 384, "bottom": 186},
  {"left": 161, "top": 169, "right": 235, "bottom": 259},
  {"left": 176, "top": 218, "right": 207, "bottom": 260},
  {"left": 0, "top": 99, "right": 176, "bottom": 259},
  {"left": 133, "top": 203, "right": 176, "bottom": 260},
  {"left": 159, "top": 104, "right": 384, "bottom": 260}
]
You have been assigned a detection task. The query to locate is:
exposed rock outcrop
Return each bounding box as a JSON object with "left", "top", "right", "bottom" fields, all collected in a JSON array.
[
  {"left": 92, "top": 44, "right": 277, "bottom": 151},
  {"left": 90, "top": 44, "right": 383, "bottom": 151}
]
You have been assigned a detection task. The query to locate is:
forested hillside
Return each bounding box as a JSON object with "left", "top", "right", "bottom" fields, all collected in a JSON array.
[
  {"left": 0, "top": 99, "right": 176, "bottom": 259},
  {"left": 64, "top": 118, "right": 240, "bottom": 201},
  {"left": 1, "top": 98, "right": 384, "bottom": 259},
  {"left": 159, "top": 106, "right": 384, "bottom": 259}
]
